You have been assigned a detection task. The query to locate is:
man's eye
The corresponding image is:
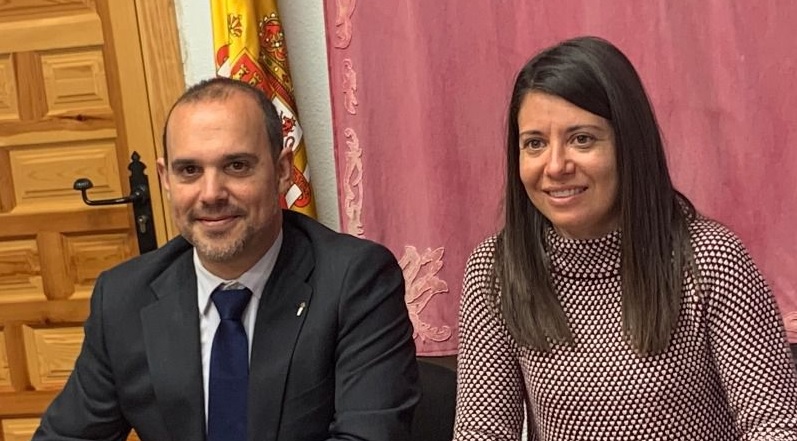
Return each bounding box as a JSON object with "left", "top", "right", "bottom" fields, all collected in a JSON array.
[
  {"left": 227, "top": 161, "right": 251, "bottom": 173},
  {"left": 179, "top": 165, "right": 199, "bottom": 175}
]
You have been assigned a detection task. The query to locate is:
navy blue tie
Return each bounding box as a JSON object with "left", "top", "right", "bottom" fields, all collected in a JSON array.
[{"left": 208, "top": 286, "right": 252, "bottom": 441}]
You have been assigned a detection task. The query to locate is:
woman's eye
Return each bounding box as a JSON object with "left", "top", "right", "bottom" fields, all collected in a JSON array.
[
  {"left": 573, "top": 134, "right": 594, "bottom": 146},
  {"left": 522, "top": 139, "right": 545, "bottom": 150}
]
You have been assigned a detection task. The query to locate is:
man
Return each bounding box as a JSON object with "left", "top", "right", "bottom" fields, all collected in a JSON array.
[{"left": 34, "top": 77, "right": 420, "bottom": 441}]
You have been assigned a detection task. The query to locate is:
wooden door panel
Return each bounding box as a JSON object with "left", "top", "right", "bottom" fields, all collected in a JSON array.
[
  {"left": 40, "top": 49, "right": 110, "bottom": 116},
  {"left": 0, "top": 17, "right": 103, "bottom": 55},
  {"left": 8, "top": 141, "right": 122, "bottom": 214},
  {"left": 0, "top": 1, "right": 172, "bottom": 439},
  {"left": 0, "top": 0, "right": 99, "bottom": 27},
  {"left": 0, "top": 331, "right": 12, "bottom": 393},
  {"left": 0, "top": 238, "right": 44, "bottom": 303},
  {"left": 2, "top": 418, "right": 39, "bottom": 441},
  {"left": 22, "top": 325, "right": 84, "bottom": 392},
  {"left": 65, "top": 231, "right": 136, "bottom": 298},
  {"left": 0, "top": 419, "right": 142, "bottom": 441},
  {"left": 0, "top": 54, "right": 17, "bottom": 121}
]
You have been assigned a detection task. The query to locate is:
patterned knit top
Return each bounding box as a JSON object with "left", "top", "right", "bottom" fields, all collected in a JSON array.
[{"left": 454, "top": 217, "right": 797, "bottom": 441}]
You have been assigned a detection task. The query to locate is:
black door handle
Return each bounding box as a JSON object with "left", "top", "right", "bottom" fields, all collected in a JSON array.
[
  {"left": 73, "top": 151, "right": 158, "bottom": 254},
  {"left": 73, "top": 178, "right": 146, "bottom": 206}
]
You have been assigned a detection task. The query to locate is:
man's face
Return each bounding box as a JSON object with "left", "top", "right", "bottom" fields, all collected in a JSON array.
[{"left": 157, "top": 92, "right": 292, "bottom": 278}]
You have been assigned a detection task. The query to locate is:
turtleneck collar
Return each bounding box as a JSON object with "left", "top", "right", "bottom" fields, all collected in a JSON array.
[{"left": 545, "top": 227, "right": 622, "bottom": 279}]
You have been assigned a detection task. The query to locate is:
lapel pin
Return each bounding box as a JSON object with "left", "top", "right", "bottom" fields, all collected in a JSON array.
[{"left": 296, "top": 301, "right": 306, "bottom": 317}]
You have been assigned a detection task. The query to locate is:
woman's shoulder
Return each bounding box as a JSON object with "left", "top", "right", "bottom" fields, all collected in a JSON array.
[
  {"left": 466, "top": 235, "right": 499, "bottom": 269},
  {"left": 687, "top": 215, "right": 762, "bottom": 285},
  {"left": 688, "top": 215, "right": 750, "bottom": 260},
  {"left": 462, "top": 235, "right": 503, "bottom": 315},
  {"left": 470, "top": 234, "right": 499, "bottom": 257},
  {"left": 462, "top": 234, "right": 500, "bottom": 289}
]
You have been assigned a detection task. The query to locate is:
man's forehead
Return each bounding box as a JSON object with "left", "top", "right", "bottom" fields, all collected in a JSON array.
[
  {"left": 171, "top": 97, "right": 230, "bottom": 119},
  {"left": 163, "top": 91, "right": 272, "bottom": 161},
  {"left": 170, "top": 91, "right": 257, "bottom": 120}
]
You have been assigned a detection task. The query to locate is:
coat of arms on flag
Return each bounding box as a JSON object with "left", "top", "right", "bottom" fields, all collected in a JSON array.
[{"left": 212, "top": 0, "right": 316, "bottom": 217}]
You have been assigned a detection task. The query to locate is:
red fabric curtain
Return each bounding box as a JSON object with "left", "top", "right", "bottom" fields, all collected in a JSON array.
[{"left": 323, "top": 0, "right": 797, "bottom": 355}]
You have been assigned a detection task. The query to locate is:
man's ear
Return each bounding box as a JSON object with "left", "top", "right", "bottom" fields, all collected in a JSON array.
[
  {"left": 156, "top": 157, "right": 171, "bottom": 199},
  {"left": 276, "top": 147, "right": 294, "bottom": 195}
]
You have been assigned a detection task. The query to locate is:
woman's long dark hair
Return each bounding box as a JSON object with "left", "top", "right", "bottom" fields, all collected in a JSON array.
[{"left": 498, "top": 36, "right": 696, "bottom": 354}]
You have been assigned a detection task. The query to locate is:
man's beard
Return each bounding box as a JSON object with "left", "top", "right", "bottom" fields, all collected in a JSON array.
[
  {"left": 194, "top": 228, "right": 249, "bottom": 262},
  {"left": 186, "top": 223, "right": 256, "bottom": 262},
  {"left": 182, "top": 203, "right": 253, "bottom": 262}
]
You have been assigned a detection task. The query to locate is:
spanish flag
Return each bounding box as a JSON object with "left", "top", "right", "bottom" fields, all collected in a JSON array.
[{"left": 211, "top": 0, "right": 316, "bottom": 218}]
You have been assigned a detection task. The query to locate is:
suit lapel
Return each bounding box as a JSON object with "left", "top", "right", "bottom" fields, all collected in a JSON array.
[
  {"left": 141, "top": 251, "right": 205, "bottom": 441},
  {"left": 248, "top": 220, "right": 314, "bottom": 441}
]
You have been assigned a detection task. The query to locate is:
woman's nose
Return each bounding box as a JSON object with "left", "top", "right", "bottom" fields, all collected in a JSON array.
[{"left": 545, "top": 144, "right": 574, "bottom": 178}]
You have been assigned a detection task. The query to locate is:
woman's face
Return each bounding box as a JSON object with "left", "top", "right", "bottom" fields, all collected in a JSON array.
[{"left": 517, "top": 91, "right": 620, "bottom": 240}]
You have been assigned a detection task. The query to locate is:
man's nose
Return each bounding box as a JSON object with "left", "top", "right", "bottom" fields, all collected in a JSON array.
[{"left": 199, "top": 170, "right": 229, "bottom": 203}]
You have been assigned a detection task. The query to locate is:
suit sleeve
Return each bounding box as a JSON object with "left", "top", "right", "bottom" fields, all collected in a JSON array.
[
  {"left": 33, "top": 273, "right": 131, "bottom": 441},
  {"left": 704, "top": 233, "right": 797, "bottom": 439},
  {"left": 326, "top": 243, "right": 420, "bottom": 441}
]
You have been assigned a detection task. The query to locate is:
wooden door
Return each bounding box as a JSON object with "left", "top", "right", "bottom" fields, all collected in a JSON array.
[{"left": 0, "top": 1, "right": 180, "bottom": 439}]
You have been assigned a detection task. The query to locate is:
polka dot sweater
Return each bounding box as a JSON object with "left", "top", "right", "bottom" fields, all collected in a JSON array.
[{"left": 454, "top": 217, "right": 797, "bottom": 440}]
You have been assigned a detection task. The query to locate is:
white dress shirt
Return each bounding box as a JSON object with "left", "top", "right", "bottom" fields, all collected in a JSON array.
[{"left": 194, "top": 230, "right": 283, "bottom": 423}]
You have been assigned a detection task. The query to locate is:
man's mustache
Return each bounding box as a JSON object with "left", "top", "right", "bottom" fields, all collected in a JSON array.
[{"left": 188, "top": 204, "right": 246, "bottom": 221}]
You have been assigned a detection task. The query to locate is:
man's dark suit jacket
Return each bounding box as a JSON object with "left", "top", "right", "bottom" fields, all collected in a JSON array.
[{"left": 33, "top": 210, "right": 420, "bottom": 441}]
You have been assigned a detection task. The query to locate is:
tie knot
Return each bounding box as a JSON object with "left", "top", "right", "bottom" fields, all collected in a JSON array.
[{"left": 211, "top": 287, "right": 252, "bottom": 321}]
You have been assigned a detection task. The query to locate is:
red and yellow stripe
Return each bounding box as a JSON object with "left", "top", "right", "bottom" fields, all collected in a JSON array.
[{"left": 211, "top": 0, "right": 316, "bottom": 217}]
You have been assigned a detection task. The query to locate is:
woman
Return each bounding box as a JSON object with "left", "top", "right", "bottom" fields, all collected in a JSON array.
[{"left": 454, "top": 36, "right": 797, "bottom": 440}]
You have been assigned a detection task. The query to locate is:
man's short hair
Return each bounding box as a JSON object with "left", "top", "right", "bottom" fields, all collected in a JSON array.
[{"left": 162, "top": 77, "right": 284, "bottom": 163}]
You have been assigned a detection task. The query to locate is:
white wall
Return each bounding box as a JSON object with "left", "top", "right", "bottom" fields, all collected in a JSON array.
[{"left": 172, "top": 0, "right": 340, "bottom": 230}]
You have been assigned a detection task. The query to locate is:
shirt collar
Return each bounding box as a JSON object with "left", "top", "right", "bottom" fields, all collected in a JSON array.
[{"left": 195, "top": 229, "right": 284, "bottom": 315}]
